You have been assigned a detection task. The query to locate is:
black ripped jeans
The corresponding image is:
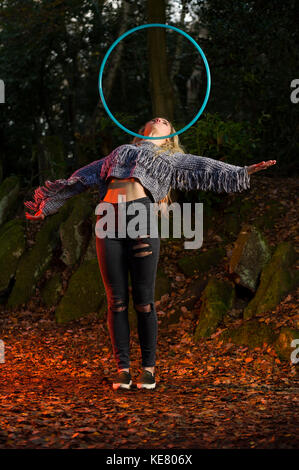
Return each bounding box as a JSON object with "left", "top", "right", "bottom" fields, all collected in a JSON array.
[{"left": 95, "top": 196, "right": 160, "bottom": 370}]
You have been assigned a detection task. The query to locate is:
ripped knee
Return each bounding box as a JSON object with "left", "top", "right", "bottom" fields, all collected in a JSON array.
[
  {"left": 134, "top": 302, "right": 153, "bottom": 313},
  {"left": 132, "top": 235, "right": 152, "bottom": 257},
  {"left": 110, "top": 299, "right": 128, "bottom": 312}
]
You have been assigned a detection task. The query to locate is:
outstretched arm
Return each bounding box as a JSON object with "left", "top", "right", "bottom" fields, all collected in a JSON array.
[
  {"left": 161, "top": 150, "right": 276, "bottom": 193},
  {"left": 24, "top": 158, "right": 107, "bottom": 219}
]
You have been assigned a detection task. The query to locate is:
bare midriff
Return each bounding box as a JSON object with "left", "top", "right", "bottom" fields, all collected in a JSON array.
[{"left": 103, "top": 177, "right": 149, "bottom": 203}]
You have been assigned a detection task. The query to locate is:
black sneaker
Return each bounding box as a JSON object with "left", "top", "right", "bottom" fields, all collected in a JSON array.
[
  {"left": 136, "top": 369, "right": 156, "bottom": 390},
  {"left": 112, "top": 370, "right": 132, "bottom": 390}
]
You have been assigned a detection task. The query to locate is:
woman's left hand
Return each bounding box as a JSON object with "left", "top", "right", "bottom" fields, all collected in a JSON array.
[{"left": 247, "top": 160, "right": 276, "bottom": 175}]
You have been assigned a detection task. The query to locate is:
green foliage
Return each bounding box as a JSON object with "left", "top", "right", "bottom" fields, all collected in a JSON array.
[
  {"left": 180, "top": 112, "right": 258, "bottom": 206},
  {"left": 182, "top": 112, "right": 259, "bottom": 167},
  {"left": 198, "top": 0, "right": 298, "bottom": 175},
  {"left": 0, "top": 0, "right": 297, "bottom": 187}
]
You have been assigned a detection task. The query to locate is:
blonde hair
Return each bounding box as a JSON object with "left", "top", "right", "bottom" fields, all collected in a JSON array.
[{"left": 130, "top": 119, "right": 186, "bottom": 217}]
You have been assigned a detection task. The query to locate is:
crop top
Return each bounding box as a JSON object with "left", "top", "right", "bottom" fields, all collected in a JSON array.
[{"left": 24, "top": 139, "right": 251, "bottom": 216}]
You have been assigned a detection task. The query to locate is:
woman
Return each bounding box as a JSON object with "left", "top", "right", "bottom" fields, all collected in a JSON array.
[{"left": 25, "top": 117, "right": 276, "bottom": 391}]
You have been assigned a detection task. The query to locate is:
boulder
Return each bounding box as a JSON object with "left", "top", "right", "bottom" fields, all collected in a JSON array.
[
  {"left": 0, "top": 219, "right": 26, "bottom": 296},
  {"left": 220, "top": 319, "right": 277, "bottom": 349},
  {"left": 55, "top": 259, "right": 106, "bottom": 323},
  {"left": 0, "top": 176, "right": 20, "bottom": 226},
  {"left": 59, "top": 193, "right": 93, "bottom": 266},
  {"left": 229, "top": 224, "right": 271, "bottom": 292},
  {"left": 244, "top": 242, "right": 298, "bottom": 319},
  {"left": 83, "top": 230, "right": 97, "bottom": 261},
  {"left": 41, "top": 273, "right": 63, "bottom": 307},
  {"left": 178, "top": 246, "right": 226, "bottom": 277},
  {"left": 83, "top": 215, "right": 98, "bottom": 261},
  {"left": 194, "top": 278, "right": 235, "bottom": 340},
  {"left": 7, "top": 205, "right": 70, "bottom": 309}
]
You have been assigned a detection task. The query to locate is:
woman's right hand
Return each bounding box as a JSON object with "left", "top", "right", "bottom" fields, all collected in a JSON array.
[{"left": 25, "top": 208, "right": 45, "bottom": 221}]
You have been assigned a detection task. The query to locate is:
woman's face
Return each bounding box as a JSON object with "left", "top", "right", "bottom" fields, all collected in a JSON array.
[{"left": 143, "top": 117, "right": 172, "bottom": 144}]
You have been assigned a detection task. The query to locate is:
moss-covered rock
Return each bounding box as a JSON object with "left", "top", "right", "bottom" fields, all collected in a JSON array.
[
  {"left": 41, "top": 273, "right": 63, "bottom": 307},
  {"left": 178, "top": 246, "right": 226, "bottom": 277},
  {"left": 229, "top": 224, "right": 271, "bottom": 292},
  {"left": 59, "top": 193, "right": 93, "bottom": 266},
  {"left": 220, "top": 319, "right": 277, "bottom": 349},
  {"left": 0, "top": 219, "right": 26, "bottom": 295},
  {"left": 274, "top": 327, "right": 299, "bottom": 362},
  {"left": 244, "top": 242, "right": 298, "bottom": 319},
  {"left": 7, "top": 205, "right": 70, "bottom": 309},
  {"left": 83, "top": 216, "right": 98, "bottom": 261},
  {"left": 55, "top": 259, "right": 106, "bottom": 324},
  {"left": 0, "top": 176, "right": 20, "bottom": 226},
  {"left": 194, "top": 278, "right": 235, "bottom": 340},
  {"left": 83, "top": 231, "right": 97, "bottom": 261}
]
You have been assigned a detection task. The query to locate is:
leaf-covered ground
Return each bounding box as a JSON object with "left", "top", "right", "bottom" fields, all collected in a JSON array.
[
  {"left": 0, "top": 301, "right": 298, "bottom": 449},
  {"left": 0, "top": 175, "right": 298, "bottom": 449}
]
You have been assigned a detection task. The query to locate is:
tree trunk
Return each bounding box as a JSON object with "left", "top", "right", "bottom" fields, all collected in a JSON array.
[
  {"left": 85, "top": 0, "right": 131, "bottom": 139},
  {"left": 146, "top": 0, "right": 175, "bottom": 122},
  {"left": 170, "top": 0, "right": 188, "bottom": 118}
]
